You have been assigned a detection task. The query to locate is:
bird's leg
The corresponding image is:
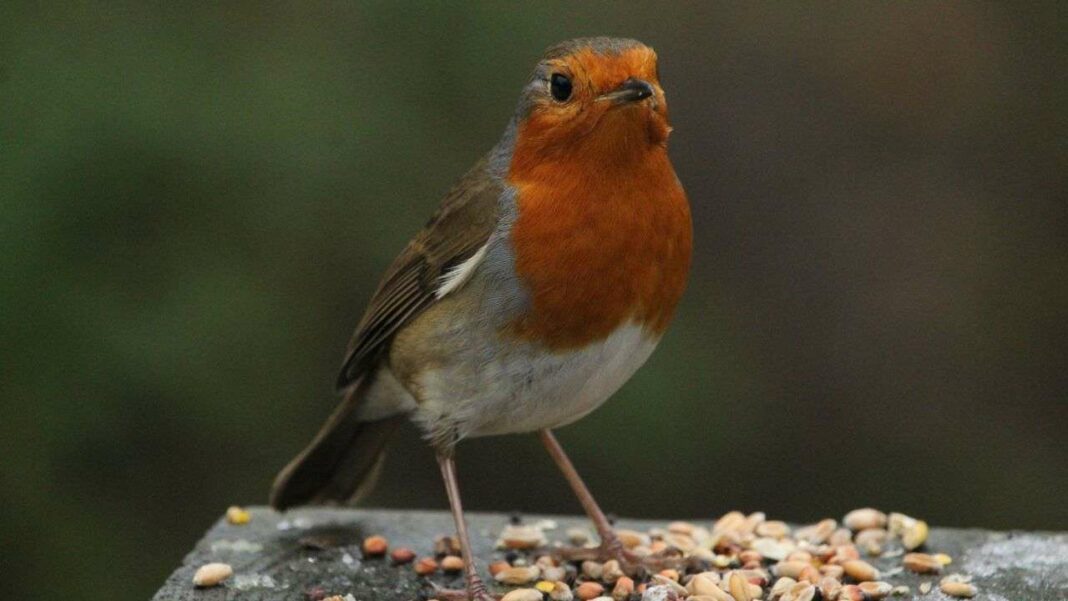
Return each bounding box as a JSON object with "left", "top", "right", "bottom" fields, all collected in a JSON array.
[
  {"left": 539, "top": 429, "right": 682, "bottom": 573},
  {"left": 431, "top": 452, "right": 499, "bottom": 601}
]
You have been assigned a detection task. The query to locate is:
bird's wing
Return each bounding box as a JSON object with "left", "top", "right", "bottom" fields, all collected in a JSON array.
[{"left": 336, "top": 155, "right": 502, "bottom": 389}]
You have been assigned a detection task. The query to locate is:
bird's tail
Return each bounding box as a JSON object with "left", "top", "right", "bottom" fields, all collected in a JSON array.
[{"left": 270, "top": 379, "right": 406, "bottom": 511}]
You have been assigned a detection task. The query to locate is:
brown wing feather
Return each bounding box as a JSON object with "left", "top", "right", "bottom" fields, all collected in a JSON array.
[{"left": 336, "top": 155, "right": 502, "bottom": 389}]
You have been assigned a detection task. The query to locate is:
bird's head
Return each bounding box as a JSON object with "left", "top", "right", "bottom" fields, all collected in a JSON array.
[{"left": 509, "top": 37, "right": 672, "bottom": 173}]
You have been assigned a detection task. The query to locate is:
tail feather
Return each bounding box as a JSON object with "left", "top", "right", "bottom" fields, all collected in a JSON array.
[{"left": 270, "top": 380, "right": 406, "bottom": 510}]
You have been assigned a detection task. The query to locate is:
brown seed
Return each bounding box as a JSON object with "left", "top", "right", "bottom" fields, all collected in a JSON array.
[
  {"left": 903, "top": 552, "right": 942, "bottom": 574},
  {"left": 574, "top": 581, "right": 604, "bottom": 600},
  {"left": 390, "top": 547, "right": 415, "bottom": 564},
  {"left": 414, "top": 557, "right": 438, "bottom": 576},
  {"left": 361, "top": 535, "right": 388, "bottom": 557},
  {"left": 843, "top": 508, "right": 887, "bottom": 531},
  {"left": 441, "top": 555, "right": 464, "bottom": 572},
  {"left": 940, "top": 581, "right": 977, "bottom": 598},
  {"left": 488, "top": 560, "right": 510, "bottom": 576},
  {"left": 611, "top": 576, "right": 634, "bottom": 601},
  {"left": 192, "top": 562, "right": 232, "bottom": 587},
  {"left": 857, "top": 581, "right": 892, "bottom": 599},
  {"left": 841, "top": 559, "right": 879, "bottom": 582},
  {"left": 501, "top": 589, "right": 543, "bottom": 601},
  {"left": 496, "top": 565, "right": 541, "bottom": 585}
]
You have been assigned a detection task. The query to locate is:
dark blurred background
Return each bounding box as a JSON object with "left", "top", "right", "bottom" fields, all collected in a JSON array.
[{"left": 2, "top": 2, "right": 1065, "bottom": 599}]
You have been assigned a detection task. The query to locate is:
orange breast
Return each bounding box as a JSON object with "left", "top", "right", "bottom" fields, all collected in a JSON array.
[{"left": 507, "top": 135, "right": 692, "bottom": 350}]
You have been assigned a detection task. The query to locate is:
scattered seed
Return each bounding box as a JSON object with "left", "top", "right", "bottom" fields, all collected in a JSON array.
[
  {"left": 193, "top": 562, "right": 233, "bottom": 588},
  {"left": 497, "top": 524, "right": 547, "bottom": 550},
  {"left": 575, "top": 581, "right": 605, "bottom": 600},
  {"left": 843, "top": 508, "right": 888, "bottom": 531},
  {"left": 390, "top": 547, "right": 415, "bottom": 564},
  {"left": 903, "top": 552, "right": 942, "bottom": 574},
  {"left": 501, "top": 589, "right": 544, "bottom": 601},
  {"left": 755, "top": 520, "right": 791, "bottom": 538},
  {"left": 488, "top": 560, "right": 510, "bottom": 576},
  {"left": 842, "top": 559, "right": 879, "bottom": 582},
  {"left": 441, "top": 555, "right": 464, "bottom": 572},
  {"left": 550, "top": 581, "right": 575, "bottom": 601},
  {"left": 414, "top": 557, "right": 438, "bottom": 576},
  {"left": 496, "top": 565, "right": 541, "bottom": 585},
  {"left": 857, "top": 581, "right": 893, "bottom": 599},
  {"left": 582, "top": 560, "right": 604, "bottom": 580},
  {"left": 919, "top": 582, "right": 932, "bottom": 594},
  {"left": 728, "top": 571, "right": 755, "bottom": 601},
  {"left": 855, "top": 528, "right": 889, "bottom": 556},
  {"left": 819, "top": 575, "right": 842, "bottom": 600},
  {"left": 361, "top": 535, "right": 387, "bottom": 557},
  {"left": 433, "top": 534, "right": 461, "bottom": 556},
  {"left": 612, "top": 576, "right": 634, "bottom": 600},
  {"left": 567, "top": 528, "right": 592, "bottom": 546},
  {"left": 940, "top": 581, "right": 977, "bottom": 598},
  {"left": 616, "top": 529, "right": 650, "bottom": 549},
  {"left": 890, "top": 585, "right": 910, "bottom": 596},
  {"left": 225, "top": 506, "right": 250, "bottom": 525}
]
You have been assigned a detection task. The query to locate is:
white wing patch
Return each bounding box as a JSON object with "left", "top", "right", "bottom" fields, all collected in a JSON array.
[{"left": 435, "top": 242, "right": 489, "bottom": 299}]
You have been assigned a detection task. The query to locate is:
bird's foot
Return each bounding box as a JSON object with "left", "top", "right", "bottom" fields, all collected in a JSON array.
[{"left": 551, "top": 539, "right": 686, "bottom": 576}]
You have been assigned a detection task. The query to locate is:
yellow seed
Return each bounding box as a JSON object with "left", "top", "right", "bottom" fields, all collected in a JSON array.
[
  {"left": 225, "top": 506, "right": 250, "bottom": 525},
  {"left": 535, "top": 580, "right": 556, "bottom": 594},
  {"left": 934, "top": 553, "right": 953, "bottom": 565}
]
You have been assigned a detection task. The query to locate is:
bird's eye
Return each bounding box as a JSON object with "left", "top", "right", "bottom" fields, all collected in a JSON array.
[{"left": 550, "top": 73, "right": 572, "bottom": 102}]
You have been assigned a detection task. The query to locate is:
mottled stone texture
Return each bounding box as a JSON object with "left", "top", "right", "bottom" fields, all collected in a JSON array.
[{"left": 153, "top": 508, "right": 1067, "bottom": 601}]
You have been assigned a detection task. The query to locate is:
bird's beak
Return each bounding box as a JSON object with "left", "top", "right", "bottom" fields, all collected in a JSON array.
[{"left": 597, "top": 78, "right": 656, "bottom": 105}]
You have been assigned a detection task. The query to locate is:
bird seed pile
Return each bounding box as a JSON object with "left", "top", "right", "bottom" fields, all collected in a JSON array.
[{"left": 194, "top": 506, "right": 981, "bottom": 600}]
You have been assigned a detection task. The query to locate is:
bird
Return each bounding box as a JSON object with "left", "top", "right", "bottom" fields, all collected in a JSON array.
[{"left": 270, "top": 37, "right": 692, "bottom": 601}]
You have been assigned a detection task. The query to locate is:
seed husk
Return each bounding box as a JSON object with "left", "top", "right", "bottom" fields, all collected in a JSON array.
[{"left": 192, "top": 562, "right": 232, "bottom": 587}]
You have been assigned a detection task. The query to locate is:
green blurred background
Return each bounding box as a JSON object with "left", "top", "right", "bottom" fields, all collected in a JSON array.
[{"left": 2, "top": 2, "right": 1065, "bottom": 599}]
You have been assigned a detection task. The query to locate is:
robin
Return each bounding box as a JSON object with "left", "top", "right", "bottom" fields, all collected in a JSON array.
[{"left": 271, "top": 37, "right": 692, "bottom": 600}]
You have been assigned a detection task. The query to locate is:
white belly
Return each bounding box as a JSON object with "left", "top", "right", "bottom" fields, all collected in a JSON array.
[{"left": 413, "top": 323, "right": 659, "bottom": 442}]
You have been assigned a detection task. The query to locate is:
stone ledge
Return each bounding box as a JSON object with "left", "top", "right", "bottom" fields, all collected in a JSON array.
[{"left": 153, "top": 508, "right": 1068, "bottom": 600}]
